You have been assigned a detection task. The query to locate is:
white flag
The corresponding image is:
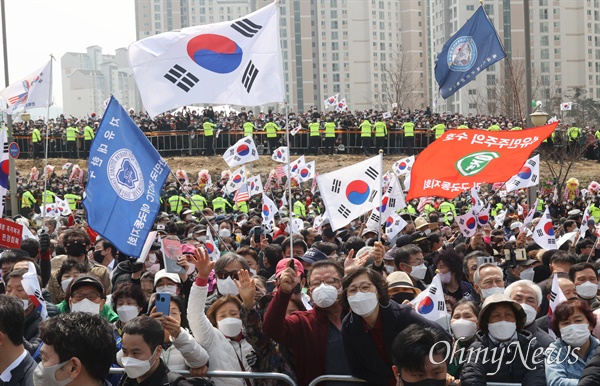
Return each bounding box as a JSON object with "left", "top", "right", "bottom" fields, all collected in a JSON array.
[
  {"left": 222, "top": 136, "right": 259, "bottom": 167},
  {"left": 0, "top": 59, "right": 53, "bottom": 114},
  {"left": 392, "top": 156, "right": 415, "bottom": 176},
  {"left": 579, "top": 205, "right": 592, "bottom": 237},
  {"left": 505, "top": 155, "right": 540, "bottom": 192},
  {"left": 476, "top": 204, "right": 490, "bottom": 227},
  {"left": 204, "top": 229, "right": 221, "bottom": 261},
  {"left": 128, "top": 2, "right": 284, "bottom": 117},
  {"left": 382, "top": 111, "right": 392, "bottom": 119},
  {"left": 470, "top": 186, "right": 484, "bottom": 215},
  {"left": 0, "top": 127, "right": 7, "bottom": 216},
  {"left": 23, "top": 262, "right": 48, "bottom": 319},
  {"left": 548, "top": 274, "right": 568, "bottom": 338},
  {"left": 520, "top": 199, "right": 538, "bottom": 232},
  {"left": 324, "top": 94, "right": 338, "bottom": 109},
  {"left": 271, "top": 146, "right": 289, "bottom": 163},
  {"left": 261, "top": 193, "right": 278, "bottom": 225},
  {"left": 317, "top": 154, "right": 382, "bottom": 231},
  {"left": 286, "top": 156, "right": 305, "bottom": 178},
  {"left": 55, "top": 197, "right": 72, "bottom": 217},
  {"left": 225, "top": 166, "right": 247, "bottom": 194},
  {"left": 494, "top": 210, "right": 507, "bottom": 229},
  {"left": 411, "top": 274, "right": 448, "bottom": 325},
  {"left": 532, "top": 208, "right": 556, "bottom": 250},
  {"left": 384, "top": 212, "right": 408, "bottom": 240},
  {"left": 456, "top": 210, "right": 478, "bottom": 237},
  {"left": 290, "top": 126, "right": 301, "bottom": 136},
  {"left": 247, "top": 174, "right": 264, "bottom": 196},
  {"left": 378, "top": 175, "right": 406, "bottom": 217},
  {"left": 298, "top": 161, "right": 316, "bottom": 183},
  {"left": 365, "top": 210, "right": 382, "bottom": 230},
  {"left": 402, "top": 172, "right": 411, "bottom": 192},
  {"left": 560, "top": 102, "right": 572, "bottom": 111},
  {"left": 335, "top": 98, "right": 347, "bottom": 112}
]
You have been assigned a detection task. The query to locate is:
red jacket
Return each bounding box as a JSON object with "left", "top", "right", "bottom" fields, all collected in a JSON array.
[{"left": 262, "top": 289, "right": 330, "bottom": 386}]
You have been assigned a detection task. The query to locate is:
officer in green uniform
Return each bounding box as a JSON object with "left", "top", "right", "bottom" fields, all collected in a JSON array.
[
  {"left": 431, "top": 122, "right": 446, "bottom": 139},
  {"left": 83, "top": 123, "right": 95, "bottom": 158},
  {"left": 21, "top": 186, "right": 37, "bottom": 217},
  {"left": 264, "top": 118, "right": 280, "bottom": 153},
  {"left": 402, "top": 118, "right": 415, "bottom": 156},
  {"left": 168, "top": 193, "right": 189, "bottom": 214},
  {"left": 457, "top": 122, "right": 469, "bottom": 130},
  {"left": 374, "top": 118, "right": 387, "bottom": 153},
  {"left": 190, "top": 191, "right": 208, "bottom": 212},
  {"left": 41, "top": 189, "right": 56, "bottom": 205},
  {"left": 308, "top": 119, "right": 321, "bottom": 155},
  {"left": 360, "top": 118, "right": 373, "bottom": 156},
  {"left": 31, "top": 125, "right": 42, "bottom": 159},
  {"left": 243, "top": 120, "right": 255, "bottom": 137},
  {"left": 487, "top": 121, "right": 501, "bottom": 131},
  {"left": 65, "top": 123, "right": 79, "bottom": 159},
  {"left": 203, "top": 118, "right": 216, "bottom": 156},
  {"left": 63, "top": 190, "right": 82, "bottom": 211},
  {"left": 323, "top": 118, "right": 337, "bottom": 155},
  {"left": 293, "top": 198, "right": 306, "bottom": 218},
  {"left": 212, "top": 196, "right": 232, "bottom": 213},
  {"left": 234, "top": 200, "right": 249, "bottom": 214}
]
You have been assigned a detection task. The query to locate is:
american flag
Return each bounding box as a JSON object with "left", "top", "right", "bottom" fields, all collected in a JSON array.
[
  {"left": 417, "top": 196, "right": 433, "bottom": 213},
  {"left": 233, "top": 183, "right": 249, "bottom": 203},
  {"left": 275, "top": 165, "right": 286, "bottom": 180}
]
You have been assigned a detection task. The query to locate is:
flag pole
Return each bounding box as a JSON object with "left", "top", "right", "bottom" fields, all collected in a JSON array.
[
  {"left": 378, "top": 150, "right": 383, "bottom": 241},
  {"left": 285, "top": 102, "right": 294, "bottom": 258},
  {"left": 41, "top": 55, "right": 54, "bottom": 228}
]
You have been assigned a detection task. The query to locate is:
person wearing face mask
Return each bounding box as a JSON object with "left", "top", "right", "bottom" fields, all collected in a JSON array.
[
  {"left": 263, "top": 258, "right": 351, "bottom": 386},
  {"left": 187, "top": 248, "right": 252, "bottom": 386},
  {"left": 111, "top": 282, "right": 147, "bottom": 334},
  {"left": 394, "top": 245, "right": 428, "bottom": 291},
  {"left": 57, "top": 275, "right": 119, "bottom": 323},
  {"left": 569, "top": 262, "right": 600, "bottom": 310},
  {"left": 235, "top": 246, "right": 260, "bottom": 277},
  {"left": 204, "top": 253, "right": 249, "bottom": 312},
  {"left": 503, "top": 279, "right": 555, "bottom": 349},
  {"left": 117, "top": 316, "right": 195, "bottom": 386},
  {"left": 472, "top": 263, "right": 505, "bottom": 302},
  {"left": 0, "top": 295, "right": 36, "bottom": 386},
  {"left": 341, "top": 267, "right": 450, "bottom": 386},
  {"left": 391, "top": 324, "right": 455, "bottom": 386},
  {"left": 34, "top": 312, "right": 116, "bottom": 386},
  {"left": 434, "top": 251, "right": 475, "bottom": 302},
  {"left": 153, "top": 270, "right": 184, "bottom": 300},
  {"left": 56, "top": 260, "right": 89, "bottom": 297},
  {"left": 47, "top": 229, "right": 111, "bottom": 305},
  {"left": 92, "top": 239, "right": 118, "bottom": 280},
  {"left": 546, "top": 300, "right": 599, "bottom": 385},
  {"left": 386, "top": 272, "right": 420, "bottom": 304},
  {"left": 505, "top": 258, "right": 537, "bottom": 286},
  {"left": 460, "top": 294, "right": 545, "bottom": 386},
  {"left": 447, "top": 300, "right": 480, "bottom": 378},
  {"left": 535, "top": 277, "right": 579, "bottom": 334}
]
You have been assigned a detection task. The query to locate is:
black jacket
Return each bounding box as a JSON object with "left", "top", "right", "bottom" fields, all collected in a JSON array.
[
  {"left": 460, "top": 330, "right": 546, "bottom": 386},
  {"left": 1, "top": 351, "right": 36, "bottom": 386},
  {"left": 117, "top": 360, "right": 194, "bottom": 386},
  {"left": 342, "top": 300, "right": 451, "bottom": 386},
  {"left": 23, "top": 310, "right": 42, "bottom": 358},
  {"left": 579, "top": 344, "right": 600, "bottom": 386}
]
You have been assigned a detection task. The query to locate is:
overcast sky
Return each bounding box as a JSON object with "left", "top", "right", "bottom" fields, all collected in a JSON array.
[{"left": 0, "top": 0, "right": 136, "bottom": 111}]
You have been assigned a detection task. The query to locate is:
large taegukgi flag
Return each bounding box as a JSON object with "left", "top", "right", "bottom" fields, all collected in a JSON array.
[
  {"left": 406, "top": 123, "right": 557, "bottom": 200},
  {"left": 128, "top": 2, "right": 284, "bottom": 117}
]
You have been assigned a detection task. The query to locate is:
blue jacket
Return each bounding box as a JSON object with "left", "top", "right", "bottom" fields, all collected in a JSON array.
[{"left": 545, "top": 336, "right": 599, "bottom": 386}]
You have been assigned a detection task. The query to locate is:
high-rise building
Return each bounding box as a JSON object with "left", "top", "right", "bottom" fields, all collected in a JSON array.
[{"left": 61, "top": 46, "right": 141, "bottom": 117}]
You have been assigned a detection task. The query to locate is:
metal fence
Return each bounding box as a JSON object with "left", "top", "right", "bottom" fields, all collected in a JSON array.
[
  {"left": 107, "top": 368, "right": 297, "bottom": 385},
  {"left": 307, "top": 376, "right": 520, "bottom": 386},
  {"left": 15, "top": 129, "right": 437, "bottom": 159}
]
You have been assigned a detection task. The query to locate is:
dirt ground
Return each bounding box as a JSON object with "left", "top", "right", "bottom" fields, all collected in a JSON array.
[{"left": 14, "top": 154, "right": 600, "bottom": 187}]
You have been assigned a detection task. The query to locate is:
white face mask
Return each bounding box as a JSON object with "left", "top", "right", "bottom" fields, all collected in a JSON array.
[
  {"left": 311, "top": 283, "right": 339, "bottom": 308},
  {"left": 409, "top": 263, "right": 427, "bottom": 280},
  {"left": 451, "top": 319, "right": 477, "bottom": 339},
  {"left": 560, "top": 323, "right": 591, "bottom": 347},
  {"left": 488, "top": 320, "right": 516, "bottom": 341},
  {"left": 21, "top": 298, "right": 30, "bottom": 310},
  {"left": 217, "top": 317, "right": 243, "bottom": 337},
  {"left": 155, "top": 285, "right": 178, "bottom": 297},
  {"left": 249, "top": 268, "right": 257, "bottom": 277},
  {"left": 61, "top": 277, "right": 74, "bottom": 293},
  {"left": 196, "top": 236, "right": 207, "bottom": 243},
  {"left": 439, "top": 271, "right": 452, "bottom": 284},
  {"left": 384, "top": 265, "right": 394, "bottom": 274},
  {"left": 117, "top": 305, "right": 139, "bottom": 324},
  {"left": 70, "top": 298, "right": 101, "bottom": 315},
  {"left": 480, "top": 286, "right": 504, "bottom": 300},
  {"left": 520, "top": 303, "right": 538, "bottom": 326},
  {"left": 147, "top": 254, "right": 157, "bottom": 264},
  {"left": 520, "top": 268, "right": 535, "bottom": 282},
  {"left": 117, "top": 349, "right": 158, "bottom": 379},
  {"left": 219, "top": 228, "right": 231, "bottom": 238},
  {"left": 33, "top": 360, "right": 73, "bottom": 386},
  {"left": 217, "top": 277, "right": 239, "bottom": 296},
  {"left": 212, "top": 224, "right": 219, "bottom": 232},
  {"left": 576, "top": 281, "right": 598, "bottom": 300},
  {"left": 347, "top": 292, "right": 379, "bottom": 316}
]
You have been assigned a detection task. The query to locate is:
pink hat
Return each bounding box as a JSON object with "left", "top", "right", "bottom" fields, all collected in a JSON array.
[
  {"left": 181, "top": 244, "right": 195, "bottom": 254},
  {"left": 275, "top": 258, "right": 305, "bottom": 278}
]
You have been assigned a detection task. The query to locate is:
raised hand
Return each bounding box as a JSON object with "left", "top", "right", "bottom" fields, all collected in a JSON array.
[
  {"left": 190, "top": 247, "right": 215, "bottom": 280},
  {"left": 278, "top": 258, "right": 300, "bottom": 294},
  {"left": 234, "top": 269, "right": 256, "bottom": 310}
]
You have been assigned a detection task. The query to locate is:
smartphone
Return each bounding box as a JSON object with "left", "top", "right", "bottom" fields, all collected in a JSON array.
[
  {"left": 252, "top": 226, "right": 264, "bottom": 243},
  {"left": 155, "top": 292, "right": 171, "bottom": 317}
]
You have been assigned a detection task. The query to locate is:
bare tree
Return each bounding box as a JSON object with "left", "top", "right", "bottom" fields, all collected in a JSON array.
[
  {"left": 372, "top": 49, "right": 424, "bottom": 111},
  {"left": 538, "top": 132, "right": 590, "bottom": 195}
]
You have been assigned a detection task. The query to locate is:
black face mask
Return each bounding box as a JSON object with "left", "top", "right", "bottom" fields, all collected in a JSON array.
[
  {"left": 92, "top": 250, "right": 104, "bottom": 264},
  {"left": 56, "top": 246, "right": 66, "bottom": 256},
  {"left": 323, "top": 228, "right": 335, "bottom": 238},
  {"left": 66, "top": 243, "right": 87, "bottom": 257},
  {"left": 400, "top": 378, "right": 446, "bottom": 386},
  {"left": 313, "top": 235, "right": 323, "bottom": 243},
  {"left": 392, "top": 293, "right": 415, "bottom": 304}
]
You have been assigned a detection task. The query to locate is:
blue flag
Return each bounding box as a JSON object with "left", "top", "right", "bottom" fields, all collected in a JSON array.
[
  {"left": 83, "top": 97, "right": 170, "bottom": 258},
  {"left": 435, "top": 6, "right": 506, "bottom": 99}
]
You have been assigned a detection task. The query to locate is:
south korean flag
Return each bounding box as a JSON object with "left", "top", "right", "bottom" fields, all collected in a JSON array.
[
  {"left": 225, "top": 166, "right": 247, "bottom": 194},
  {"left": 223, "top": 136, "right": 259, "bottom": 168},
  {"left": 505, "top": 155, "right": 540, "bottom": 193},
  {"left": 393, "top": 156, "right": 415, "bottom": 176},
  {"left": 532, "top": 207, "right": 556, "bottom": 250},
  {"left": 317, "top": 154, "right": 382, "bottom": 231},
  {"left": 385, "top": 212, "right": 408, "bottom": 240},
  {"left": 247, "top": 174, "right": 264, "bottom": 197},
  {"left": 271, "top": 146, "right": 289, "bottom": 163},
  {"left": 298, "top": 161, "right": 316, "bottom": 183}
]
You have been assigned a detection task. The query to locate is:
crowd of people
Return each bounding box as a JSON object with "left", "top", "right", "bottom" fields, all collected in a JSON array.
[
  {"left": 7, "top": 105, "right": 600, "bottom": 159},
  {"left": 5, "top": 157, "right": 600, "bottom": 386}
]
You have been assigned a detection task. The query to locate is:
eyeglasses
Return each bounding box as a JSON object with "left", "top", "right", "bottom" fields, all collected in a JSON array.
[
  {"left": 216, "top": 271, "right": 239, "bottom": 280},
  {"left": 72, "top": 291, "right": 101, "bottom": 302},
  {"left": 309, "top": 277, "right": 341, "bottom": 289},
  {"left": 346, "top": 282, "right": 374, "bottom": 296}
]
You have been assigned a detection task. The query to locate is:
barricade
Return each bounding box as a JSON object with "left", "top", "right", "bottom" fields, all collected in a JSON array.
[
  {"left": 107, "top": 368, "right": 297, "bottom": 385},
  {"left": 307, "top": 376, "right": 521, "bottom": 386}
]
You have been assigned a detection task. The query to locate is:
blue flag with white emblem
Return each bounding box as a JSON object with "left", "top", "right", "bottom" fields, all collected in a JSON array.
[
  {"left": 435, "top": 6, "right": 506, "bottom": 99},
  {"left": 83, "top": 97, "right": 170, "bottom": 258}
]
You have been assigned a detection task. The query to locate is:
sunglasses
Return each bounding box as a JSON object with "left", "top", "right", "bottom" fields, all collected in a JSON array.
[{"left": 216, "top": 271, "right": 239, "bottom": 280}]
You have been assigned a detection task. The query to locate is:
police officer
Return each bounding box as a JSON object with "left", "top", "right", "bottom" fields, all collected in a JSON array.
[
  {"left": 31, "top": 125, "right": 42, "bottom": 159},
  {"left": 168, "top": 192, "right": 189, "bottom": 214},
  {"left": 212, "top": 195, "right": 232, "bottom": 213},
  {"left": 264, "top": 118, "right": 280, "bottom": 153},
  {"left": 323, "top": 117, "right": 337, "bottom": 155},
  {"left": 64, "top": 189, "right": 82, "bottom": 211},
  {"left": 431, "top": 121, "right": 446, "bottom": 139},
  {"left": 20, "top": 185, "right": 37, "bottom": 217},
  {"left": 308, "top": 118, "right": 321, "bottom": 155},
  {"left": 243, "top": 119, "right": 255, "bottom": 137},
  {"left": 83, "top": 122, "right": 95, "bottom": 158},
  {"left": 190, "top": 191, "right": 208, "bottom": 212},
  {"left": 402, "top": 117, "right": 415, "bottom": 156},
  {"left": 203, "top": 118, "right": 216, "bottom": 156},
  {"left": 65, "top": 122, "right": 79, "bottom": 159},
  {"left": 360, "top": 117, "right": 373, "bottom": 156},
  {"left": 374, "top": 117, "right": 387, "bottom": 153}
]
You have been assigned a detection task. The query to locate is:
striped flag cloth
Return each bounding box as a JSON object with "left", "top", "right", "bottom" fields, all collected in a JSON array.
[
  {"left": 233, "top": 183, "right": 250, "bottom": 203},
  {"left": 275, "top": 165, "right": 286, "bottom": 180}
]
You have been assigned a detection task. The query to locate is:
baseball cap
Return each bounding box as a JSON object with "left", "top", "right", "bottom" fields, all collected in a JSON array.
[
  {"left": 154, "top": 269, "right": 182, "bottom": 287},
  {"left": 298, "top": 247, "right": 328, "bottom": 265},
  {"left": 410, "top": 232, "right": 427, "bottom": 243},
  {"left": 181, "top": 244, "right": 195, "bottom": 254},
  {"left": 275, "top": 258, "right": 305, "bottom": 278},
  {"left": 70, "top": 275, "right": 105, "bottom": 297},
  {"left": 510, "top": 221, "right": 523, "bottom": 230}
]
